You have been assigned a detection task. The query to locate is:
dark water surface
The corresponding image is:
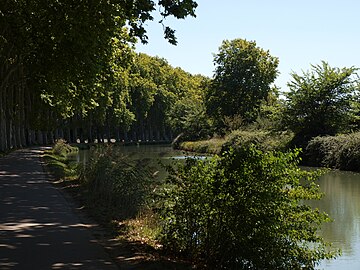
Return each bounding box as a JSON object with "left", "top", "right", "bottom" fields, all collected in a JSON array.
[{"left": 76, "top": 145, "right": 360, "bottom": 269}]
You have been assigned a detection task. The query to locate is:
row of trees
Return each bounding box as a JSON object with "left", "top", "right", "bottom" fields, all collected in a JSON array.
[
  {"left": 0, "top": 0, "right": 198, "bottom": 151},
  {"left": 3, "top": 2, "right": 357, "bottom": 268},
  {"left": 1, "top": 1, "right": 358, "bottom": 151},
  {"left": 64, "top": 53, "right": 208, "bottom": 144}
]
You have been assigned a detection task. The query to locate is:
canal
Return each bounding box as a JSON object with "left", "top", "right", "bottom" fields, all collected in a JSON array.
[{"left": 76, "top": 144, "right": 360, "bottom": 269}]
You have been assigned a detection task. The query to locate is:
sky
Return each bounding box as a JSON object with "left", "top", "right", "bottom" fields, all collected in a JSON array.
[{"left": 136, "top": 0, "right": 360, "bottom": 92}]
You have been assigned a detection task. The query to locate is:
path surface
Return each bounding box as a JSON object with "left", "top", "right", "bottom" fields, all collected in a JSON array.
[{"left": 0, "top": 148, "right": 118, "bottom": 270}]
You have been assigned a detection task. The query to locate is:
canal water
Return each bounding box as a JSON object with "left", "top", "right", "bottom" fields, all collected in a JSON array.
[
  {"left": 76, "top": 145, "right": 360, "bottom": 269},
  {"left": 309, "top": 170, "right": 360, "bottom": 269}
]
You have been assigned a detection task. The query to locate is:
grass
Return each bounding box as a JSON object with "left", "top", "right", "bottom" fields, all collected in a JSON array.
[
  {"left": 179, "top": 137, "right": 224, "bottom": 154},
  {"left": 178, "top": 129, "right": 293, "bottom": 154},
  {"left": 43, "top": 140, "right": 193, "bottom": 269}
]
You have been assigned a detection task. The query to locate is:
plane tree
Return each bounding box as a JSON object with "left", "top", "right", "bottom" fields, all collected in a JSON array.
[{"left": 0, "top": 0, "right": 198, "bottom": 150}]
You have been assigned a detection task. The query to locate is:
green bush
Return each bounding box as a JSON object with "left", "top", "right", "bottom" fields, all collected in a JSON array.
[
  {"left": 158, "top": 145, "right": 336, "bottom": 269},
  {"left": 178, "top": 138, "right": 224, "bottom": 154},
  {"left": 177, "top": 130, "right": 293, "bottom": 155},
  {"left": 79, "top": 145, "right": 151, "bottom": 219},
  {"left": 223, "top": 130, "right": 293, "bottom": 152},
  {"left": 306, "top": 132, "right": 360, "bottom": 171},
  {"left": 52, "top": 139, "right": 78, "bottom": 157}
]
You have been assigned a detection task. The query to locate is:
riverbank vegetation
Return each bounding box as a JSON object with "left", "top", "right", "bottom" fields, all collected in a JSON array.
[
  {"left": 3, "top": 1, "right": 360, "bottom": 268},
  {"left": 43, "top": 139, "right": 78, "bottom": 179},
  {"left": 79, "top": 145, "right": 152, "bottom": 220},
  {"left": 47, "top": 140, "right": 338, "bottom": 269},
  {"left": 305, "top": 132, "right": 360, "bottom": 171},
  {"left": 178, "top": 130, "right": 294, "bottom": 154},
  {"left": 158, "top": 145, "right": 336, "bottom": 269}
]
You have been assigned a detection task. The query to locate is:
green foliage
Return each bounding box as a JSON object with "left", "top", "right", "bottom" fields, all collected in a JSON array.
[
  {"left": 158, "top": 145, "right": 336, "bottom": 269},
  {"left": 0, "top": 0, "right": 198, "bottom": 134},
  {"left": 224, "top": 129, "right": 293, "bottom": 152},
  {"left": 167, "top": 97, "right": 213, "bottom": 141},
  {"left": 44, "top": 140, "right": 79, "bottom": 179},
  {"left": 178, "top": 138, "right": 224, "bottom": 154},
  {"left": 79, "top": 145, "right": 151, "bottom": 219},
  {"left": 52, "top": 139, "right": 78, "bottom": 157},
  {"left": 306, "top": 132, "right": 360, "bottom": 171},
  {"left": 206, "top": 38, "right": 279, "bottom": 125},
  {"left": 177, "top": 130, "right": 293, "bottom": 155},
  {"left": 283, "top": 61, "right": 359, "bottom": 147},
  {"left": 256, "top": 86, "right": 285, "bottom": 130},
  {"left": 127, "top": 53, "right": 210, "bottom": 139}
]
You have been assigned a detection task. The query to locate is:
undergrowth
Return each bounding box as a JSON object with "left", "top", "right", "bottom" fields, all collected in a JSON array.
[{"left": 305, "top": 132, "right": 360, "bottom": 171}]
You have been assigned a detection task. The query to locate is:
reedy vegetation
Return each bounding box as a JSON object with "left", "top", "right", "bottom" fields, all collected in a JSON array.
[
  {"left": 79, "top": 145, "right": 152, "bottom": 220},
  {"left": 305, "top": 132, "right": 360, "bottom": 171},
  {"left": 52, "top": 140, "right": 337, "bottom": 269}
]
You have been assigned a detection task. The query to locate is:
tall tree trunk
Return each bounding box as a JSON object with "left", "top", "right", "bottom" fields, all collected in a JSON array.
[{"left": 0, "top": 89, "right": 6, "bottom": 151}]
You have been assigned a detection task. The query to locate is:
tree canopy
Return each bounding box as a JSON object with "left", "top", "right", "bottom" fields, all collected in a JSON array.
[
  {"left": 0, "top": 0, "right": 198, "bottom": 151},
  {"left": 283, "top": 61, "right": 360, "bottom": 146},
  {"left": 0, "top": 0, "right": 198, "bottom": 115},
  {"left": 206, "top": 39, "right": 279, "bottom": 126}
]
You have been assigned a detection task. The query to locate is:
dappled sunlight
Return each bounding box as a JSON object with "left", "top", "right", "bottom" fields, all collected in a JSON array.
[
  {"left": 0, "top": 148, "right": 117, "bottom": 269},
  {"left": 0, "top": 244, "right": 16, "bottom": 249},
  {"left": 0, "top": 171, "right": 20, "bottom": 177},
  {"left": 51, "top": 259, "right": 115, "bottom": 269},
  {"left": 0, "top": 260, "right": 18, "bottom": 270},
  {"left": 0, "top": 221, "right": 61, "bottom": 232}
]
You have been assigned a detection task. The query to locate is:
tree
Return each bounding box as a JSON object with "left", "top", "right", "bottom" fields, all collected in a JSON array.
[
  {"left": 159, "top": 144, "right": 336, "bottom": 269},
  {"left": 166, "top": 73, "right": 211, "bottom": 140},
  {"left": 283, "top": 61, "right": 359, "bottom": 147},
  {"left": 206, "top": 39, "right": 279, "bottom": 126},
  {"left": 0, "top": 0, "right": 198, "bottom": 151}
]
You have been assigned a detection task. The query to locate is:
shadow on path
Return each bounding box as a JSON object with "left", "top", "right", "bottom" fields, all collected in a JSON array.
[{"left": 0, "top": 148, "right": 118, "bottom": 270}]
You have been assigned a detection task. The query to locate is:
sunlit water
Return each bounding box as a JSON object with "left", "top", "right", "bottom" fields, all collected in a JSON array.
[
  {"left": 75, "top": 145, "right": 360, "bottom": 269},
  {"left": 308, "top": 170, "right": 360, "bottom": 269}
]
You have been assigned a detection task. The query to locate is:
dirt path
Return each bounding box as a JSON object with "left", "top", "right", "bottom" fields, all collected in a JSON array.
[{"left": 0, "top": 148, "right": 118, "bottom": 270}]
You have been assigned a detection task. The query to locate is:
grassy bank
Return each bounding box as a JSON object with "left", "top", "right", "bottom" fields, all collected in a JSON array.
[
  {"left": 179, "top": 130, "right": 360, "bottom": 172},
  {"left": 43, "top": 139, "right": 79, "bottom": 179},
  {"left": 177, "top": 130, "right": 293, "bottom": 154}
]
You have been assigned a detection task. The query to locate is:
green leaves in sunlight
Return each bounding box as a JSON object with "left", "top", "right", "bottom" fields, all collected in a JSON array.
[
  {"left": 283, "top": 61, "right": 360, "bottom": 147},
  {"left": 158, "top": 144, "right": 337, "bottom": 269},
  {"left": 206, "top": 38, "right": 279, "bottom": 126}
]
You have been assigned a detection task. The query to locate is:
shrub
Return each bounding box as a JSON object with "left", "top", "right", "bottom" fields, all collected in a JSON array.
[
  {"left": 158, "top": 145, "right": 336, "bottom": 269},
  {"left": 178, "top": 138, "right": 224, "bottom": 154},
  {"left": 52, "top": 138, "right": 78, "bottom": 157},
  {"left": 306, "top": 132, "right": 360, "bottom": 171},
  {"left": 79, "top": 145, "right": 151, "bottom": 219},
  {"left": 177, "top": 130, "right": 293, "bottom": 155},
  {"left": 223, "top": 129, "right": 293, "bottom": 152}
]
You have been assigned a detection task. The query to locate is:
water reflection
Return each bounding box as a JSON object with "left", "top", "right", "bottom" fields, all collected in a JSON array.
[
  {"left": 74, "top": 144, "right": 208, "bottom": 181},
  {"left": 309, "top": 170, "right": 360, "bottom": 269},
  {"left": 74, "top": 145, "right": 360, "bottom": 269}
]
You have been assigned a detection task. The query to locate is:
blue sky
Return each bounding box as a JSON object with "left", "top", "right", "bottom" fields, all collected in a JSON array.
[{"left": 136, "top": 0, "right": 360, "bottom": 91}]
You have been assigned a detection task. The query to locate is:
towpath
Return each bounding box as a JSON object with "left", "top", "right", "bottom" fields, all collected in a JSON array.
[{"left": 0, "top": 148, "right": 118, "bottom": 270}]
